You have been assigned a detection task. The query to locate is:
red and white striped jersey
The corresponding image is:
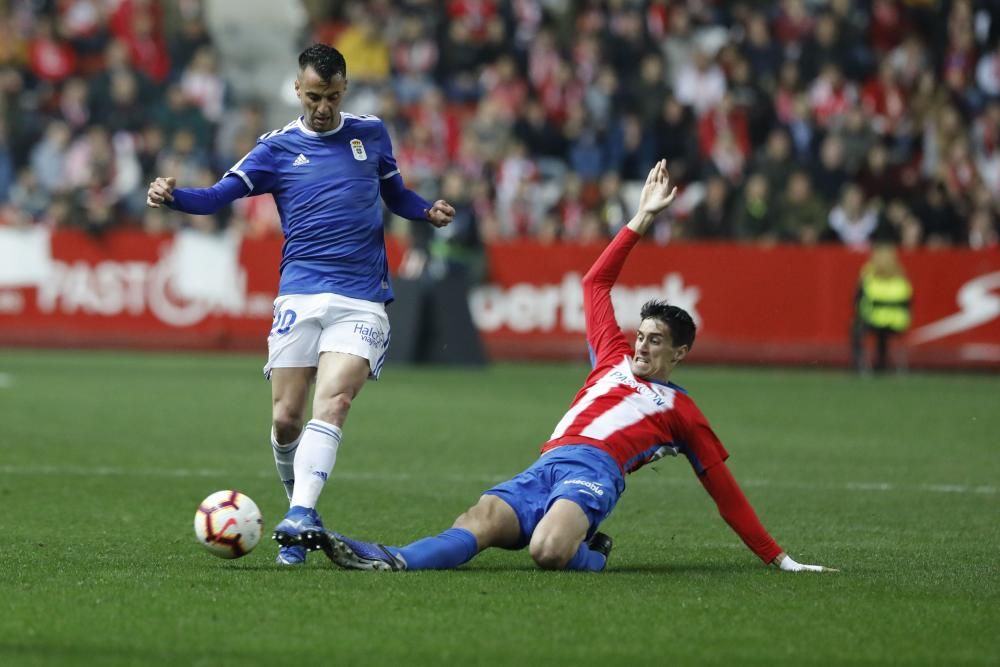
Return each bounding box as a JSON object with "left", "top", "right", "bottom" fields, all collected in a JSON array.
[
  {"left": 540, "top": 228, "right": 728, "bottom": 476},
  {"left": 539, "top": 226, "right": 782, "bottom": 564}
]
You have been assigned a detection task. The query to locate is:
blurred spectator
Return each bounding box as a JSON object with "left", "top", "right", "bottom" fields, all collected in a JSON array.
[
  {"left": 513, "top": 98, "right": 567, "bottom": 168},
  {"left": 135, "top": 123, "right": 165, "bottom": 184},
  {"left": 29, "top": 121, "right": 71, "bottom": 195},
  {"left": 812, "top": 135, "right": 850, "bottom": 203},
  {"left": 661, "top": 4, "right": 698, "bottom": 86},
  {"left": 169, "top": 12, "right": 212, "bottom": 75},
  {"left": 869, "top": 0, "right": 907, "bottom": 55},
  {"left": 968, "top": 206, "right": 999, "bottom": 249},
  {"left": 606, "top": 112, "right": 652, "bottom": 181},
  {"left": 480, "top": 56, "right": 528, "bottom": 122},
  {"left": 915, "top": 181, "right": 964, "bottom": 247},
  {"left": 495, "top": 140, "right": 539, "bottom": 236},
  {"left": 826, "top": 183, "right": 879, "bottom": 249},
  {"left": 584, "top": 66, "right": 620, "bottom": 131},
  {"left": 776, "top": 170, "right": 827, "bottom": 244},
  {"left": 604, "top": 6, "right": 650, "bottom": 84},
  {"left": 156, "top": 127, "right": 210, "bottom": 189},
  {"left": 28, "top": 16, "right": 76, "bottom": 83},
  {"left": 857, "top": 143, "right": 904, "bottom": 204},
  {"left": 104, "top": 70, "right": 146, "bottom": 135},
  {"left": 809, "top": 63, "right": 856, "bottom": 129},
  {"left": 109, "top": 0, "right": 169, "bottom": 83},
  {"left": 90, "top": 39, "right": 158, "bottom": 121},
  {"left": 861, "top": 60, "right": 909, "bottom": 143},
  {"left": 733, "top": 173, "right": 778, "bottom": 242},
  {"left": 334, "top": 4, "right": 390, "bottom": 88},
  {"left": 214, "top": 103, "right": 266, "bottom": 170},
  {"left": 596, "top": 171, "right": 628, "bottom": 235},
  {"left": 652, "top": 97, "right": 701, "bottom": 182},
  {"left": 396, "top": 123, "right": 449, "bottom": 189},
  {"left": 58, "top": 77, "right": 91, "bottom": 131},
  {"left": 834, "top": 107, "right": 878, "bottom": 175},
  {"left": 550, "top": 172, "right": 586, "bottom": 240},
  {"left": 9, "top": 168, "right": 48, "bottom": 221},
  {"left": 156, "top": 84, "right": 212, "bottom": 148},
  {"left": 537, "top": 57, "right": 584, "bottom": 126},
  {"left": 741, "top": 12, "right": 782, "bottom": 87},
  {"left": 179, "top": 46, "right": 226, "bottom": 124},
  {"left": 436, "top": 18, "right": 482, "bottom": 102},
  {"left": 772, "top": 0, "right": 814, "bottom": 50},
  {"left": 889, "top": 35, "right": 929, "bottom": 91},
  {"left": 391, "top": 12, "right": 438, "bottom": 104},
  {"left": 750, "top": 128, "right": 794, "bottom": 195},
  {"left": 419, "top": 167, "right": 485, "bottom": 283},
  {"left": 59, "top": 0, "right": 110, "bottom": 72},
  {"left": 686, "top": 175, "right": 732, "bottom": 240},
  {"left": 562, "top": 109, "right": 598, "bottom": 179},
  {"left": 674, "top": 48, "right": 726, "bottom": 116},
  {"left": 727, "top": 55, "right": 774, "bottom": 148},
  {"left": 799, "top": 12, "right": 847, "bottom": 83},
  {"left": 633, "top": 53, "right": 670, "bottom": 130}
]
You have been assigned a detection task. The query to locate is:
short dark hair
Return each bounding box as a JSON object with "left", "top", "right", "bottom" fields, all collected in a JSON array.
[
  {"left": 640, "top": 299, "right": 696, "bottom": 349},
  {"left": 298, "top": 43, "right": 347, "bottom": 81}
]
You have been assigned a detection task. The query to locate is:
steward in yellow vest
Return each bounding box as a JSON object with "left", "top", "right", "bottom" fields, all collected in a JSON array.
[{"left": 852, "top": 245, "right": 912, "bottom": 373}]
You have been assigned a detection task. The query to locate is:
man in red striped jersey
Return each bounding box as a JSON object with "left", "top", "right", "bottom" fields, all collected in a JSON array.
[{"left": 319, "top": 160, "right": 835, "bottom": 573}]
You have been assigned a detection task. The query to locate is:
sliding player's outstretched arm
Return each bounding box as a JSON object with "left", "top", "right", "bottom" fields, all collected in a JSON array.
[
  {"left": 583, "top": 160, "right": 678, "bottom": 360},
  {"left": 682, "top": 407, "right": 838, "bottom": 572}
]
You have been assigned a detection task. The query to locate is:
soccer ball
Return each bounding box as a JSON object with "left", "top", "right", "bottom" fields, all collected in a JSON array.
[{"left": 193, "top": 490, "right": 263, "bottom": 559}]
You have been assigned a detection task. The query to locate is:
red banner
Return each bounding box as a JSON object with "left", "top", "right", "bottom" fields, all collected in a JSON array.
[
  {"left": 0, "top": 229, "right": 997, "bottom": 369},
  {"left": 472, "top": 242, "right": 1000, "bottom": 368}
]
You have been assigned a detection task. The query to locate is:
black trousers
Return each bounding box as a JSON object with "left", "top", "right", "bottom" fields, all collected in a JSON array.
[{"left": 851, "top": 320, "right": 900, "bottom": 372}]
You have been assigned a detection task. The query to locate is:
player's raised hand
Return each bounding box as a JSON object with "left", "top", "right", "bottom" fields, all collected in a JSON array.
[
  {"left": 774, "top": 553, "right": 839, "bottom": 573},
  {"left": 426, "top": 199, "right": 456, "bottom": 228},
  {"left": 146, "top": 176, "right": 177, "bottom": 208},
  {"left": 637, "top": 159, "right": 678, "bottom": 217}
]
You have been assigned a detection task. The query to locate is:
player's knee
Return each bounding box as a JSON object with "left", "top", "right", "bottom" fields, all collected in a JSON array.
[
  {"left": 453, "top": 498, "right": 510, "bottom": 547},
  {"left": 453, "top": 501, "right": 491, "bottom": 535},
  {"left": 272, "top": 415, "right": 303, "bottom": 444},
  {"left": 529, "top": 535, "right": 573, "bottom": 570},
  {"left": 314, "top": 393, "right": 352, "bottom": 424}
]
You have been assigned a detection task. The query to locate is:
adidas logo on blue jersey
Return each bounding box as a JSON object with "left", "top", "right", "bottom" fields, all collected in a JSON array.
[{"left": 292, "top": 153, "right": 309, "bottom": 166}]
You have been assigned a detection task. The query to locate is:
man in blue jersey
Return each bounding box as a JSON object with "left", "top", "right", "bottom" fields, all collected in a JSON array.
[{"left": 146, "top": 44, "right": 455, "bottom": 565}]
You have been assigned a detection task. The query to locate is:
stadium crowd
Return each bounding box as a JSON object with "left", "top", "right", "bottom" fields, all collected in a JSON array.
[{"left": 1, "top": 0, "right": 999, "bottom": 250}]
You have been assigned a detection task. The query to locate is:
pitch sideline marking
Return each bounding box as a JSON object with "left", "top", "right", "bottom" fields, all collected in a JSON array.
[{"left": 0, "top": 464, "right": 994, "bottom": 496}]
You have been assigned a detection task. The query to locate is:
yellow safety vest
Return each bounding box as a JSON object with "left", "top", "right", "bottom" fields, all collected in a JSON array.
[{"left": 859, "top": 272, "right": 912, "bottom": 332}]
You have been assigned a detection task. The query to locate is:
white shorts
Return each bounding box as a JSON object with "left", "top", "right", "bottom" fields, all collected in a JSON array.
[{"left": 263, "top": 293, "right": 391, "bottom": 381}]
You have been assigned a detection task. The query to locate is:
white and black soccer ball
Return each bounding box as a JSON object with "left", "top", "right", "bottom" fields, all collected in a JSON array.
[{"left": 193, "top": 490, "right": 263, "bottom": 559}]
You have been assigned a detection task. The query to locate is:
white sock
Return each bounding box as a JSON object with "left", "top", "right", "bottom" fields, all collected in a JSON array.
[
  {"left": 290, "top": 419, "right": 342, "bottom": 509},
  {"left": 271, "top": 428, "right": 301, "bottom": 504}
]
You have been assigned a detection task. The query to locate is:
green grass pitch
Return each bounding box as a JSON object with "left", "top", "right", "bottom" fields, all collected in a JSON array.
[{"left": 0, "top": 349, "right": 997, "bottom": 666}]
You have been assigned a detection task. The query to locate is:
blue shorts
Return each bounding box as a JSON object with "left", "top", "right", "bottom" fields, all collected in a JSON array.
[{"left": 484, "top": 446, "right": 625, "bottom": 549}]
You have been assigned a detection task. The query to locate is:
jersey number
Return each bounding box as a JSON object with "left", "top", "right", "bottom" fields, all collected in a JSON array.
[{"left": 271, "top": 309, "right": 297, "bottom": 335}]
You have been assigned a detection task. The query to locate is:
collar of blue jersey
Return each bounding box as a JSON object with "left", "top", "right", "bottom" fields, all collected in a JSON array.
[{"left": 296, "top": 114, "right": 345, "bottom": 137}]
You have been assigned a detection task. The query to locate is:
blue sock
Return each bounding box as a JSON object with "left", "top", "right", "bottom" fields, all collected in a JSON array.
[
  {"left": 391, "top": 528, "right": 479, "bottom": 570},
  {"left": 566, "top": 542, "right": 607, "bottom": 572}
]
